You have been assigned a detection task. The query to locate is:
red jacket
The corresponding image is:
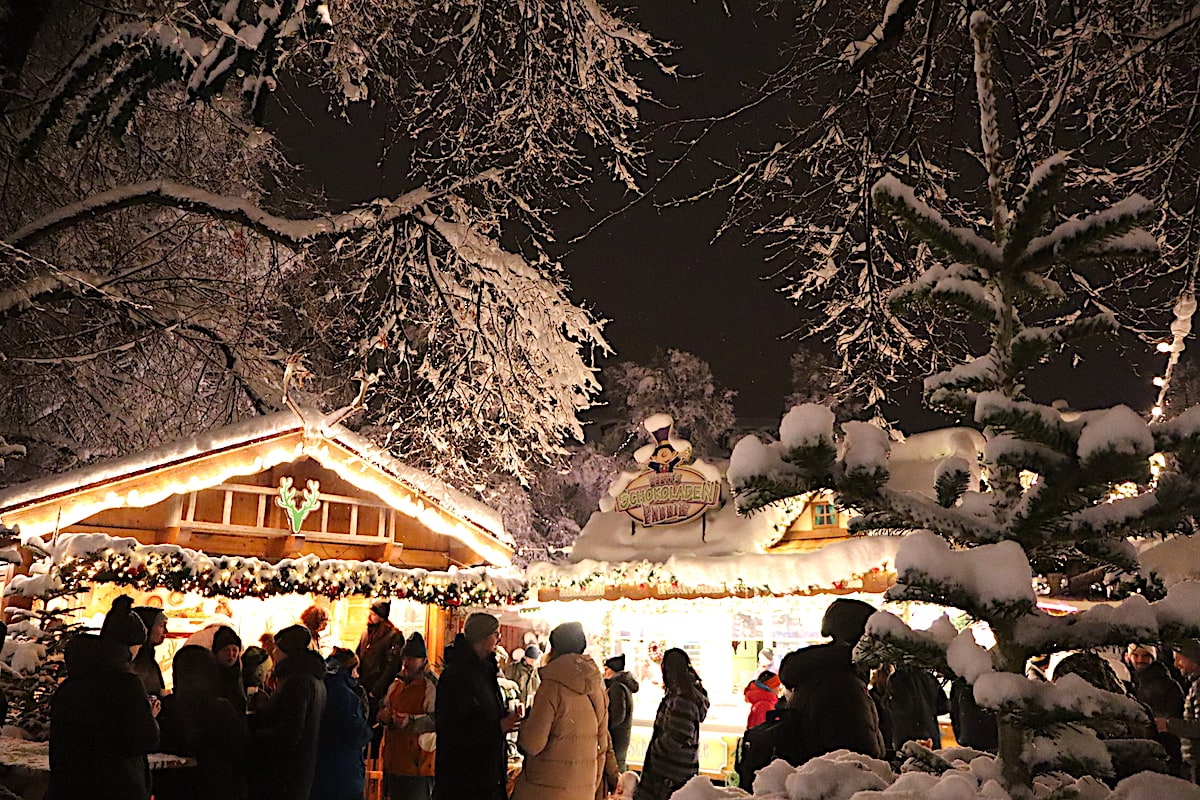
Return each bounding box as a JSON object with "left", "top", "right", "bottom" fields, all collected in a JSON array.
[{"left": 744, "top": 679, "right": 780, "bottom": 729}]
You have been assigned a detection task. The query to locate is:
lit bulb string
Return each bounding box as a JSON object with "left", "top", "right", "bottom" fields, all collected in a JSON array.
[
  {"left": 1151, "top": 281, "right": 1197, "bottom": 420},
  {"left": 38, "top": 535, "right": 527, "bottom": 608}
]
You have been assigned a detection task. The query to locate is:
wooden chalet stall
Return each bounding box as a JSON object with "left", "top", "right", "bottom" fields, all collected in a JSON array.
[{"left": 0, "top": 407, "right": 522, "bottom": 661}]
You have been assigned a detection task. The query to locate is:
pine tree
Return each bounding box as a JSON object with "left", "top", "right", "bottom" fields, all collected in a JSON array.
[
  {"left": 0, "top": 530, "right": 84, "bottom": 740},
  {"left": 730, "top": 12, "right": 1200, "bottom": 798}
]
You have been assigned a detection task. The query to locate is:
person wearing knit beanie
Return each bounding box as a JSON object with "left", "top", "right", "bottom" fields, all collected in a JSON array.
[
  {"left": 604, "top": 654, "right": 625, "bottom": 674},
  {"left": 435, "top": 612, "right": 516, "bottom": 799},
  {"left": 211, "top": 626, "right": 243, "bottom": 665},
  {"left": 462, "top": 612, "right": 500, "bottom": 647},
  {"left": 274, "top": 624, "right": 313, "bottom": 658},
  {"left": 100, "top": 596, "right": 147, "bottom": 654},
  {"left": 370, "top": 600, "right": 391, "bottom": 621},
  {"left": 50, "top": 596, "right": 160, "bottom": 800},
  {"left": 548, "top": 621, "right": 587, "bottom": 656},
  {"left": 400, "top": 632, "right": 428, "bottom": 660}
]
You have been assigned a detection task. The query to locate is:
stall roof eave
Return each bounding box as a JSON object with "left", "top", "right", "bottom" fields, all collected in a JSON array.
[{"left": 0, "top": 409, "right": 512, "bottom": 567}]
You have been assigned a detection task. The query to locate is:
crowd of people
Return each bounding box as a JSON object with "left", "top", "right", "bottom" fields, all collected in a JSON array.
[
  {"left": 40, "top": 592, "right": 1200, "bottom": 800},
  {"left": 733, "top": 597, "right": 1200, "bottom": 789}
]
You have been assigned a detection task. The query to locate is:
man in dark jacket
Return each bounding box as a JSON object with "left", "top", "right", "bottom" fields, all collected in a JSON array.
[
  {"left": 211, "top": 625, "right": 247, "bottom": 714},
  {"left": 248, "top": 624, "right": 328, "bottom": 800},
  {"left": 777, "top": 598, "right": 885, "bottom": 764},
  {"left": 358, "top": 600, "right": 403, "bottom": 699},
  {"left": 1127, "top": 644, "right": 1185, "bottom": 775},
  {"left": 434, "top": 612, "right": 521, "bottom": 800},
  {"left": 604, "top": 654, "right": 640, "bottom": 772},
  {"left": 50, "top": 595, "right": 161, "bottom": 800}
]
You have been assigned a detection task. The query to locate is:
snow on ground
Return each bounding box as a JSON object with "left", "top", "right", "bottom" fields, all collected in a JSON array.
[{"left": 667, "top": 751, "right": 1200, "bottom": 800}]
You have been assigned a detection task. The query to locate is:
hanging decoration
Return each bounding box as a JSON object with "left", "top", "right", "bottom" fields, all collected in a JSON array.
[
  {"left": 7, "top": 532, "right": 526, "bottom": 608},
  {"left": 1150, "top": 286, "right": 1196, "bottom": 419}
]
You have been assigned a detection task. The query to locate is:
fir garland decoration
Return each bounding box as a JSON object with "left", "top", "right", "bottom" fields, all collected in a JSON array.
[{"left": 13, "top": 533, "right": 526, "bottom": 608}]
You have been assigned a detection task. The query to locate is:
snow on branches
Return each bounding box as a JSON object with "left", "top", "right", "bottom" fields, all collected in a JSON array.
[{"left": 728, "top": 14, "right": 1200, "bottom": 798}]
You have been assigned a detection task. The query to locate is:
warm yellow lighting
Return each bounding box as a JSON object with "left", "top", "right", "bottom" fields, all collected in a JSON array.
[
  {"left": 1152, "top": 406, "right": 1164, "bottom": 417},
  {"left": 1019, "top": 470, "right": 1039, "bottom": 490}
]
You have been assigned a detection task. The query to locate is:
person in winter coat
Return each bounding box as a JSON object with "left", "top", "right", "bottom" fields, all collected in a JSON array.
[
  {"left": 743, "top": 670, "right": 781, "bottom": 730},
  {"left": 131, "top": 606, "right": 168, "bottom": 696},
  {"left": 949, "top": 678, "right": 998, "bottom": 751},
  {"left": 434, "top": 612, "right": 522, "bottom": 800},
  {"left": 311, "top": 648, "right": 373, "bottom": 800},
  {"left": 247, "top": 624, "right": 328, "bottom": 800},
  {"left": 301, "top": 605, "right": 329, "bottom": 653},
  {"left": 512, "top": 622, "right": 608, "bottom": 800},
  {"left": 156, "top": 645, "right": 249, "bottom": 800},
  {"left": 380, "top": 633, "right": 438, "bottom": 800},
  {"left": 604, "top": 654, "right": 640, "bottom": 772},
  {"left": 357, "top": 599, "right": 404, "bottom": 744},
  {"left": 871, "top": 663, "right": 947, "bottom": 754},
  {"left": 506, "top": 644, "right": 542, "bottom": 710},
  {"left": 211, "top": 625, "right": 247, "bottom": 714},
  {"left": 49, "top": 595, "right": 161, "bottom": 800},
  {"left": 776, "top": 598, "right": 885, "bottom": 764},
  {"left": 1128, "top": 644, "right": 1185, "bottom": 775},
  {"left": 1167, "top": 640, "right": 1200, "bottom": 783},
  {"left": 634, "top": 648, "right": 710, "bottom": 800}
]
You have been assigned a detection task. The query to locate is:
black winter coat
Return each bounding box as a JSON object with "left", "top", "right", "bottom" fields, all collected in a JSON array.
[
  {"left": 949, "top": 679, "right": 998, "bottom": 751},
  {"left": 605, "top": 670, "right": 640, "bottom": 768},
  {"left": 247, "top": 650, "right": 328, "bottom": 800},
  {"left": 1133, "top": 661, "right": 1185, "bottom": 718},
  {"left": 434, "top": 635, "right": 508, "bottom": 800},
  {"left": 156, "top": 691, "right": 249, "bottom": 800},
  {"left": 357, "top": 620, "right": 402, "bottom": 699},
  {"left": 777, "top": 642, "right": 885, "bottom": 763},
  {"left": 49, "top": 635, "right": 160, "bottom": 800},
  {"left": 874, "top": 666, "right": 948, "bottom": 752}
]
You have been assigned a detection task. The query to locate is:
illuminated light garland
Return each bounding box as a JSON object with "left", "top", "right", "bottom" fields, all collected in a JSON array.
[
  {"left": 11, "top": 532, "right": 526, "bottom": 608},
  {"left": 526, "top": 559, "right": 891, "bottom": 598},
  {"left": 1150, "top": 288, "right": 1196, "bottom": 419}
]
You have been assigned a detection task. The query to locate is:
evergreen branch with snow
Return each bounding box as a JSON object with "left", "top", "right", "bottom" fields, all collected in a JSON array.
[
  {"left": 1002, "top": 154, "right": 1069, "bottom": 267},
  {"left": 1018, "top": 196, "right": 1157, "bottom": 274},
  {"left": 1009, "top": 315, "right": 1117, "bottom": 377},
  {"left": 873, "top": 175, "right": 1001, "bottom": 272}
]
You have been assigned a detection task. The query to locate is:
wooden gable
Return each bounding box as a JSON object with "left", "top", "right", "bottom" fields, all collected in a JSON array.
[{"left": 0, "top": 412, "right": 512, "bottom": 569}]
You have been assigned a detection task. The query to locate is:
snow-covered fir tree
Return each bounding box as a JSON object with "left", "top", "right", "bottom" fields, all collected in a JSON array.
[{"left": 729, "top": 13, "right": 1200, "bottom": 799}]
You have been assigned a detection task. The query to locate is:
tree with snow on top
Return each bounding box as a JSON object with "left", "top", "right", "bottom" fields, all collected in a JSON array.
[{"left": 730, "top": 12, "right": 1200, "bottom": 799}]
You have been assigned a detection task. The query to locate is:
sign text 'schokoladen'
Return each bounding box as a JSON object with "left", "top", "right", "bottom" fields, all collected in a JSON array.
[{"left": 617, "top": 474, "right": 720, "bottom": 510}]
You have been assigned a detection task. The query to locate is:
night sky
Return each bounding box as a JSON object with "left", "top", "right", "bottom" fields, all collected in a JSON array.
[{"left": 269, "top": 5, "right": 1161, "bottom": 430}]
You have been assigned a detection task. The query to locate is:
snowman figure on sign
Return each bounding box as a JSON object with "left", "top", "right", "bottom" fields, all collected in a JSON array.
[{"left": 634, "top": 414, "right": 692, "bottom": 474}]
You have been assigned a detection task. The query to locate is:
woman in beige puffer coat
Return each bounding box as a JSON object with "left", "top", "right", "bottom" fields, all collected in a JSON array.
[{"left": 512, "top": 622, "right": 609, "bottom": 800}]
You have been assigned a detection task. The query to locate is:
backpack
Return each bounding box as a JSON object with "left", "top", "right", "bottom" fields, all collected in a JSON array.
[{"left": 734, "top": 708, "right": 809, "bottom": 789}]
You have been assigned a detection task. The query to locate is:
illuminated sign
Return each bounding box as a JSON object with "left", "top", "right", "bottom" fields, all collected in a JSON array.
[{"left": 617, "top": 415, "right": 721, "bottom": 526}]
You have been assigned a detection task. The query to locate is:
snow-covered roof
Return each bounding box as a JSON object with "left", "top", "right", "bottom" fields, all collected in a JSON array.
[{"left": 0, "top": 407, "right": 511, "bottom": 564}]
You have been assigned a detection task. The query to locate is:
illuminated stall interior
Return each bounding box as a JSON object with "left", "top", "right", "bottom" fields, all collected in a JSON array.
[{"left": 0, "top": 406, "right": 520, "bottom": 668}]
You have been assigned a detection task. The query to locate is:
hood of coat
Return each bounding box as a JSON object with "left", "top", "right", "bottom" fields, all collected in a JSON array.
[
  {"left": 64, "top": 633, "right": 134, "bottom": 678},
  {"left": 539, "top": 653, "right": 604, "bottom": 696},
  {"left": 778, "top": 642, "right": 856, "bottom": 689},
  {"left": 277, "top": 648, "right": 328, "bottom": 682},
  {"left": 606, "top": 670, "right": 639, "bottom": 694},
  {"left": 744, "top": 680, "right": 778, "bottom": 705}
]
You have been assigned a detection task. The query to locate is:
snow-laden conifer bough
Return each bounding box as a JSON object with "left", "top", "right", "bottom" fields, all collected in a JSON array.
[{"left": 723, "top": 11, "right": 1200, "bottom": 800}]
